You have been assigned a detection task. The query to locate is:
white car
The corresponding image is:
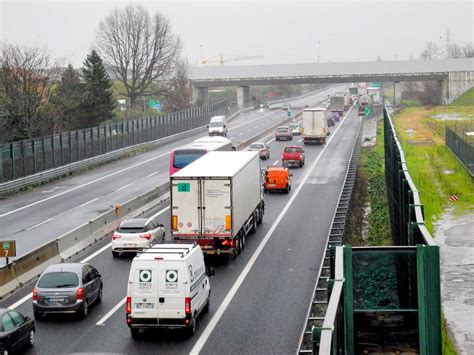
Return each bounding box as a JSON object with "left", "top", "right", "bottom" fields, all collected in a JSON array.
[{"left": 112, "top": 218, "right": 165, "bottom": 257}]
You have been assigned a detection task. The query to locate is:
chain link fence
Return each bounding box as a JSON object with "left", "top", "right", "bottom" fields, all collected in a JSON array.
[
  {"left": 446, "top": 125, "right": 474, "bottom": 177},
  {"left": 0, "top": 102, "right": 233, "bottom": 183}
]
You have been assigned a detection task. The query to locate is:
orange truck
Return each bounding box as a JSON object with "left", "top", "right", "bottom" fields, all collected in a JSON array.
[{"left": 263, "top": 166, "right": 292, "bottom": 194}]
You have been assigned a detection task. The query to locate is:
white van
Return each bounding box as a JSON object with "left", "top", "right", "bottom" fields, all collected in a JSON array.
[
  {"left": 208, "top": 115, "right": 227, "bottom": 137},
  {"left": 126, "top": 243, "right": 212, "bottom": 338}
]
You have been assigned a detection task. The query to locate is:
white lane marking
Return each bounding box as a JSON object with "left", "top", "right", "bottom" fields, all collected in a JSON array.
[
  {"left": 146, "top": 171, "right": 160, "bottom": 178},
  {"left": 228, "top": 111, "right": 275, "bottom": 131},
  {"left": 298, "top": 138, "right": 302, "bottom": 143},
  {"left": 25, "top": 218, "right": 54, "bottom": 231},
  {"left": 190, "top": 104, "right": 354, "bottom": 355},
  {"left": 117, "top": 183, "right": 133, "bottom": 191},
  {"left": 79, "top": 198, "right": 99, "bottom": 208},
  {"left": 273, "top": 160, "right": 279, "bottom": 165},
  {"left": 8, "top": 204, "right": 171, "bottom": 310},
  {"left": 96, "top": 298, "right": 126, "bottom": 326},
  {"left": 41, "top": 186, "right": 66, "bottom": 194},
  {"left": 237, "top": 133, "right": 243, "bottom": 136},
  {"left": 148, "top": 206, "right": 170, "bottom": 220},
  {"left": 266, "top": 138, "right": 276, "bottom": 145}
]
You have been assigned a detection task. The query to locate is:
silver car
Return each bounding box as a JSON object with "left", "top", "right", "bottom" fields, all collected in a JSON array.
[
  {"left": 33, "top": 263, "right": 103, "bottom": 319},
  {"left": 111, "top": 218, "right": 165, "bottom": 257},
  {"left": 248, "top": 142, "right": 270, "bottom": 160}
]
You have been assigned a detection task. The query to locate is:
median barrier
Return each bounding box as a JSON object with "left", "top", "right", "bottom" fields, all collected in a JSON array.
[
  {"left": 56, "top": 223, "right": 93, "bottom": 261},
  {"left": 14, "top": 240, "right": 61, "bottom": 287},
  {"left": 0, "top": 265, "right": 19, "bottom": 298}
]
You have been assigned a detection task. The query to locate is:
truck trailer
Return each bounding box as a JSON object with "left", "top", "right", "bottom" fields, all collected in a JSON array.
[
  {"left": 170, "top": 151, "right": 264, "bottom": 258},
  {"left": 302, "top": 108, "right": 328, "bottom": 145},
  {"left": 330, "top": 96, "right": 345, "bottom": 116}
]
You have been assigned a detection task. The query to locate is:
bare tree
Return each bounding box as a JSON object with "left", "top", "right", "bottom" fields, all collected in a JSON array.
[
  {"left": 0, "top": 43, "right": 62, "bottom": 142},
  {"left": 419, "top": 42, "right": 441, "bottom": 60},
  {"left": 462, "top": 42, "right": 474, "bottom": 58},
  {"left": 162, "top": 58, "right": 192, "bottom": 111},
  {"left": 449, "top": 43, "right": 464, "bottom": 58},
  {"left": 96, "top": 4, "right": 182, "bottom": 109}
]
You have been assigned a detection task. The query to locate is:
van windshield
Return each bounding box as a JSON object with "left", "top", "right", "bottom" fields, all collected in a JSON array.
[
  {"left": 209, "top": 122, "right": 223, "bottom": 128},
  {"left": 173, "top": 149, "right": 206, "bottom": 169}
]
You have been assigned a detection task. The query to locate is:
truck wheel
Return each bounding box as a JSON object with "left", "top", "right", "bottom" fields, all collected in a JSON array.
[
  {"left": 257, "top": 209, "right": 263, "bottom": 225},
  {"left": 242, "top": 234, "right": 246, "bottom": 250},
  {"left": 236, "top": 236, "right": 242, "bottom": 254},
  {"left": 250, "top": 214, "right": 257, "bottom": 234}
]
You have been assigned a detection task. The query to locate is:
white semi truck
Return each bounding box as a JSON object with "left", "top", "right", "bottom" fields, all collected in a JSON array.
[
  {"left": 302, "top": 108, "right": 329, "bottom": 145},
  {"left": 170, "top": 151, "right": 264, "bottom": 258}
]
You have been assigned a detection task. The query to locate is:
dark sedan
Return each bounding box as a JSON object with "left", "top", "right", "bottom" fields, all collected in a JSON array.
[
  {"left": 33, "top": 263, "right": 103, "bottom": 319},
  {"left": 0, "top": 308, "right": 35, "bottom": 354}
]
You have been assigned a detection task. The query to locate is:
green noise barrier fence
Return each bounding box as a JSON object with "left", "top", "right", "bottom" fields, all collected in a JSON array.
[{"left": 314, "top": 107, "right": 441, "bottom": 354}]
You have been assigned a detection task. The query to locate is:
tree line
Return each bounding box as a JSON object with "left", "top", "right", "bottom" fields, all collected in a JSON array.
[{"left": 0, "top": 4, "right": 191, "bottom": 144}]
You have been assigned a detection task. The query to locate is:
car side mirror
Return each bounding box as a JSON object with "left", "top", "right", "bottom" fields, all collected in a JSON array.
[
  {"left": 158, "top": 223, "right": 164, "bottom": 228},
  {"left": 290, "top": 173, "right": 293, "bottom": 177},
  {"left": 206, "top": 266, "right": 215, "bottom": 278}
]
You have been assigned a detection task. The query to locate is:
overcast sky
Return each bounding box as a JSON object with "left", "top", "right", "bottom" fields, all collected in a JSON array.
[{"left": 1, "top": 0, "right": 472, "bottom": 67}]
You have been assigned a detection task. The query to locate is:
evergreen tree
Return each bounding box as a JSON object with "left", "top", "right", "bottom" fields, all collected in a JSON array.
[{"left": 80, "top": 50, "right": 115, "bottom": 127}]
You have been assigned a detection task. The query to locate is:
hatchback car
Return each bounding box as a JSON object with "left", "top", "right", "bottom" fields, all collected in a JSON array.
[
  {"left": 275, "top": 126, "right": 293, "bottom": 141},
  {"left": 33, "top": 263, "right": 103, "bottom": 319},
  {"left": 289, "top": 122, "right": 302, "bottom": 135},
  {"left": 112, "top": 218, "right": 165, "bottom": 257},
  {"left": 248, "top": 142, "right": 270, "bottom": 160},
  {"left": 0, "top": 309, "right": 35, "bottom": 354}
]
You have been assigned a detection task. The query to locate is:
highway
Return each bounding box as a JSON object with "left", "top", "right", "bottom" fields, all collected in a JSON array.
[
  {"left": 0, "top": 88, "right": 340, "bottom": 257},
  {"left": 0, "top": 95, "right": 362, "bottom": 354}
]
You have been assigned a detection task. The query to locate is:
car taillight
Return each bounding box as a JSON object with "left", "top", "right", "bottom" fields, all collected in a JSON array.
[
  {"left": 222, "top": 240, "right": 232, "bottom": 246},
  {"left": 126, "top": 296, "right": 132, "bottom": 314},
  {"left": 112, "top": 233, "right": 121, "bottom": 240},
  {"left": 32, "top": 288, "right": 37, "bottom": 301},
  {"left": 185, "top": 297, "right": 191, "bottom": 315},
  {"left": 140, "top": 233, "right": 152, "bottom": 240},
  {"left": 76, "top": 287, "right": 84, "bottom": 300}
]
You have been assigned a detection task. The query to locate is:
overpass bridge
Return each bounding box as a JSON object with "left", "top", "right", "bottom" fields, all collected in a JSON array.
[{"left": 190, "top": 58, "right": 474, "bottom": 107}]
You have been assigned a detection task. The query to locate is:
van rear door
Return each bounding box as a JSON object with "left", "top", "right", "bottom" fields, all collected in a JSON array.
[
  {"left": 157, "top": 262, "right": 186, "bottom": 321},
  {"left": 202, "top": 179, "right": 232, "bottom": 237},
  {"left": 172, "top": 179, "right": 201, "bottom": 236},
  {"left": 130, "top": 261, "right": 159, "bottom": 319}
]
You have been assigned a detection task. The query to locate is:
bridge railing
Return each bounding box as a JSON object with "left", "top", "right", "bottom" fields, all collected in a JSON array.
[{"left": 315, "top": 107, "right": 441, "bottom": 355}]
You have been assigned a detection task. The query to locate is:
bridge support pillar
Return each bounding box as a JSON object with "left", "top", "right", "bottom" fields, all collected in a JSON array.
[
  {"left": 438, "top": 79, "right": 449, "bottom": 105},
  {"left": 393, "top": 81, "right": 402, "bottom": 105},
  {"left": 194, "top": 87, "right": 209, "bottom": 107},
  {"left": 237, "top": 86, "right": 250, "bottom": 109}
]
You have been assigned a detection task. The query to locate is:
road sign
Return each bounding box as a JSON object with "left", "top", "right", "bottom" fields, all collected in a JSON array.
[
  {"left": 287, "top": 111, "right": 292, "bottom": 117},
  {"left": 148, "top": 100, "right": 161, "bottom": 110},
  {"left": 2, "top": 240, "right": 16, "bottom": 257},
  {"left": 371, "top": 82, "right": 381, "bottom": 88},
  {"left": 364, "top": 106, "right": 372, "bottom": 117}
]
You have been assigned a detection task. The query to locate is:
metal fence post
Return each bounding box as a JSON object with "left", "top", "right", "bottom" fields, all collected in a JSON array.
[
  {"left": 10, "top": 143, "right": 15, "bottom": 180},
  {"left": 43, "top": 137, "right": 47, "bottom": 170},
  {"left": 0, "top": 144, "right": 3, "bottom": 183},
  {"left": 90, "top": 128, "right": 94, "bottom": 156},
  {"left": 32, "top": 140, "right": 36, "bottom": 175},
  {"left": 60, "top": 133, "right": 64, "bottom": 165},
  {"left": 343, "top": 246, "right": 354, "bottom": 355},
  {"left": 69, "top": 132, "right": 72, "bottom": 163},
  {"left": 83, "top": 129, "right": 87, "bottom": 158},
  {"left": 51, "top": 135, "right": 56, "bottom": 168}
]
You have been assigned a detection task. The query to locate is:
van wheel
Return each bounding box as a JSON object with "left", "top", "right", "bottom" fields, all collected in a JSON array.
[
  {"left": 284, "top": 185, "right": 290, "bottom": 194},
  {"left": 112, "top": 251, "right": 119, "bottom": 258},
  {"left": 131, "top": 328, "right": 140, "bottom": 339},
  {"left": 186, "top": 316, "right": 196, "bottom": 337},
  {"left": 203, "top": 294, "right": 210, "bottom": 314}
]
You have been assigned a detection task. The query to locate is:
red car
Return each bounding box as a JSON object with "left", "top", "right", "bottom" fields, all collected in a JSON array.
[{"left": 281, "top": 146, "right": 305, "bottom": 168}]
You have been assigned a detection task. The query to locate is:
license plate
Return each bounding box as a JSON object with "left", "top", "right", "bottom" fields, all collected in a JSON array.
[
  {"left": 267, "top": 184, "right": 276, "bottom": 187},
  {"left": 48, "top": 297, "right": 66, "bottom": 303},
  {"left": 135, "top": 303, "right": 154, "bottom": 310},
  {"left": 125, "top": 243, "right": 137, "bottom": 247}
]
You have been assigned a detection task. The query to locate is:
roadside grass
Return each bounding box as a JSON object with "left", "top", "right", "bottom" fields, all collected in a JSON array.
[
  {"left": 392, "top": 106, "right": 474, "bottom": 234},
  {"left": 451, "top": 87, "right": 474, "bottom": 106}
]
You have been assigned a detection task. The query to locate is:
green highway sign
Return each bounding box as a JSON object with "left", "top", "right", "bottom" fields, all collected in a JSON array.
[
  {"left": 287, "top": 111, "right": 292, "bottom": 117},
  {"left": 371, "top": 82, "right": 381, "bottom": 88},
  {"left": 364, "top": 106, "right": 372, "bottom": 117},
  {"left": 177, "top": 183, "right": 190, "bottom": 192},
  {"left": 2, "top": 240, "right": 16, "bottom": 257}
]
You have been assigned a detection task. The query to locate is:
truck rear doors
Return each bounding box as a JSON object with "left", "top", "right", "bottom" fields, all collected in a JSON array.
[
  {"left": 172, "top": 179, "right": 201, "bottom": 236},
  {"left": 202, "top": 180, "right": 231, "bottom": 237}
]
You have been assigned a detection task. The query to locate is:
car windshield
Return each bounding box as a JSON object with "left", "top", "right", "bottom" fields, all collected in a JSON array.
[
  {"left": 285, "top": 147, "right": 301, "bottom": 153},
  {"left": 289, "top": 124, "right": 299, "bottom": 129},
  {"left": 250, "top": 144, "right": 264, "bottom": 150},
  {"left": 209, "top": 122, "right": 223, "bottom": 127},
  {"left": 173, "top": 149, "right": 206, "bottom": 169},
  {"left": 277, "top": 127, "right": 289, "bottom": 132},
  {"left": 38, "top": 272, "right": 79, "bottom": 288}
]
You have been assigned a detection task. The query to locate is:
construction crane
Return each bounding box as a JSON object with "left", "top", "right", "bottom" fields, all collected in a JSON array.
[{"left": 201, "top": 53, "right": 264, "bottom": 66}]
